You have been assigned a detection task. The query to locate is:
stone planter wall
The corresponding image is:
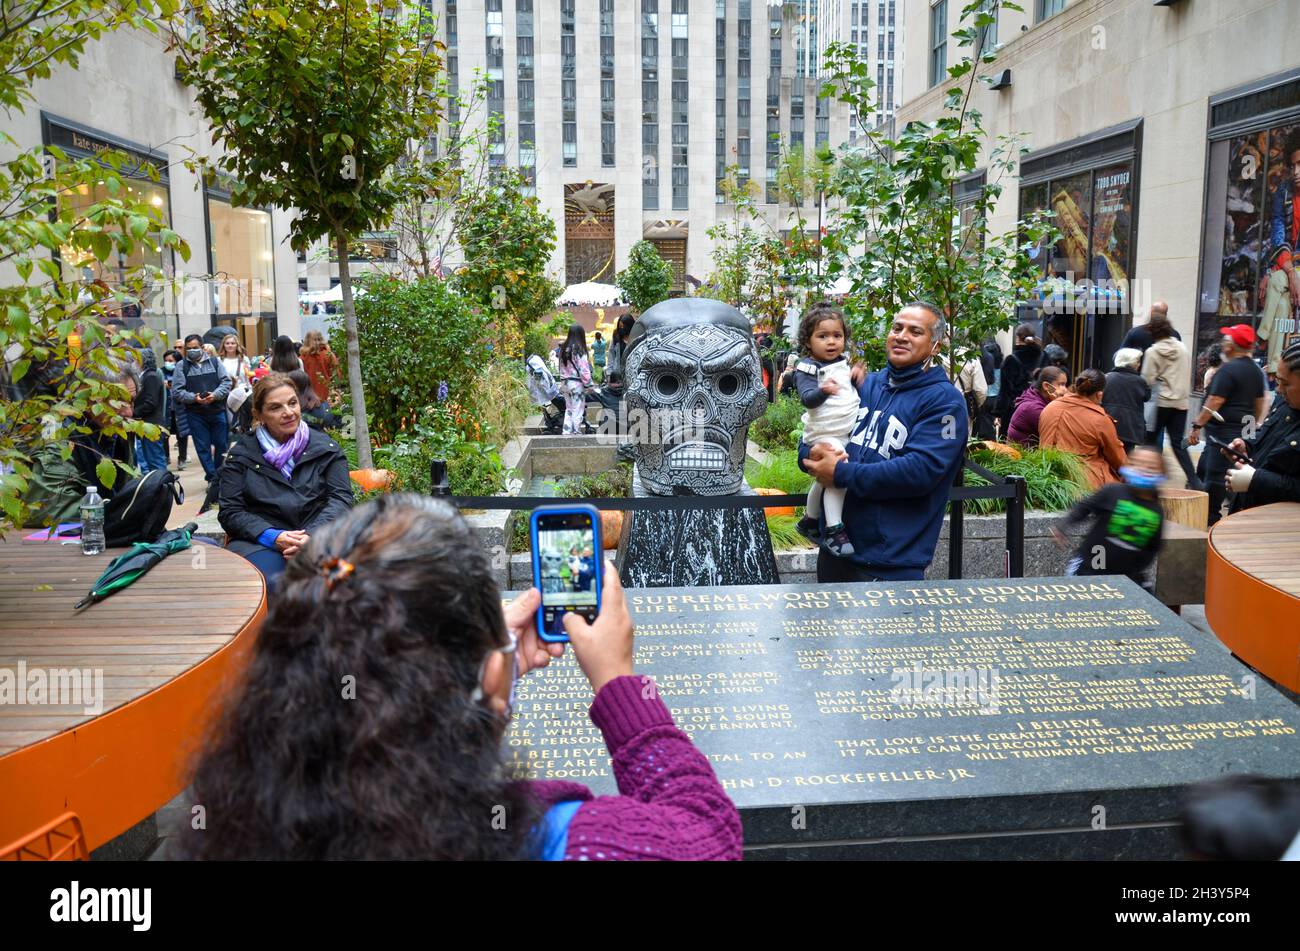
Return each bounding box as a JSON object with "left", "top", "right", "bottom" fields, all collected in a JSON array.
[
  {"left": 518, "top": 434, "right": 621, "bottom": 480},
  {"left": 770, "top": 510, "right": 1085, "bottom": 585}
]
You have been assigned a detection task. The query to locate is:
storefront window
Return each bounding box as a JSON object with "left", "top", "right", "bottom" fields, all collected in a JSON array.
[
  {"left": 207, "top": 194, "right": 277, "bottom": 355},
  {"left": 1198, "top": 121, "right": 1300, "bottom": 380},
  {"left": 1195, "top": 69, "right": 1300, "bottom": 386},
  {"left": 1020, "top": 180, "right": 1050, "bottom": 270},
  {"left": 58, "top": 177, "right": 171, "bottom": 337},
  {"left": 44, "top": 116, "right": 176, "bottom": 344},
  {"left": 1018, "top": 122, "right": 1140, "bottom": 375},
  {"left": 1048, "top": 172, "right": 1093, "bottom": 281},
  {"left": 354, "top": 232, "right": 399, "bottom": 261}
]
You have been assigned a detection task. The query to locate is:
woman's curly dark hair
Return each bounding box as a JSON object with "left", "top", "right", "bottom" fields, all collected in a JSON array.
[
  {"left": 797, "top": 301, "right": 849, "bottom": 356},
  {"left": 179, "top": 494, "right": 541, "bottom": 860}
]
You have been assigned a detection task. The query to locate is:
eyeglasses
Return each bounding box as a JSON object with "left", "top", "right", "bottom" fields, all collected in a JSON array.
[{"left": 470, "top": 629, "right": 520, "bottom": 717}]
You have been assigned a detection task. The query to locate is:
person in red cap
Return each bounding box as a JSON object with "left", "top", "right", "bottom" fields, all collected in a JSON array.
[{"left": 1188, "top": 324, "right": 1267, "bottom": 524}]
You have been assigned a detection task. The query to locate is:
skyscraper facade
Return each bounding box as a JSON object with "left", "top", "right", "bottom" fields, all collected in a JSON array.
[{"left": 427, "top": 1, "right": 904, "bottom": 294}]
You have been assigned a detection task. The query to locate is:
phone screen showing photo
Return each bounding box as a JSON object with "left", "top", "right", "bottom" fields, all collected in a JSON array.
[{"left": 534, "top": 511, "right": 600, "bottom": 639}]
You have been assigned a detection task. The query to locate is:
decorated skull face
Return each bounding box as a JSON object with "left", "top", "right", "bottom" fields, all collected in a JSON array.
[
  {"left": 624, "top": 299, "right": 768, "bottom": 496},
  {"left": 539, "top": 548, "right": 566, "bottom": 593}
]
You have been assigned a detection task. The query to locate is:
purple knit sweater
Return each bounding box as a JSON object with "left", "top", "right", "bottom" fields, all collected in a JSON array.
[
  {"left": 1007, "top": 386, "right": 1048, "bottom": 445},
  {"left": 525, "top": 675, "right": 744, "bottom": 861}
]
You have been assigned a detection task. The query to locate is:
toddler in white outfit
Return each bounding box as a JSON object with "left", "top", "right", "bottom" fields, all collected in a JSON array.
[{"left": 792, "top": 306, "right": 859, "bottom": 557}]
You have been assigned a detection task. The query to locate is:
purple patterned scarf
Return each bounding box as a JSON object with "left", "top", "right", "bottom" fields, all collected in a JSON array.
[{"left": 256, "top": 421, "right": 310, "bottom": 478}]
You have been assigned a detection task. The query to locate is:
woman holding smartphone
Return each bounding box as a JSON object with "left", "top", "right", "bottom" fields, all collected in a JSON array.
[{"left": 180, "top": 494, "right": 742, "bottom": 861}]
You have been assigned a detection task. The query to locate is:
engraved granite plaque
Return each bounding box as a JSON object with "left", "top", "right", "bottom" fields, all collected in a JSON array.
[{"left": 507, "top": 577, "right": 1300, "bottom": 859}]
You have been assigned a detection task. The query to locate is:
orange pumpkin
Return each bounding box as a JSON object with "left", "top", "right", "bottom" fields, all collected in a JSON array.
[
  {"left": 753, "top": 486, "right": 797, "bottom": 518},
  {"left": 977, "top": 441, "right": 1022, "bottom": 460},
  {"left": 599, "top": 510, "right": 623, "bottom": 549},
  {"left": 349, "top": 468, "right": 395, "bottom": 492}
]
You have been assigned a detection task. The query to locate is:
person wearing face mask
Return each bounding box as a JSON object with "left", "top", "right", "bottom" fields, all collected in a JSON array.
[
  {"left": 217, "top": 373, "right": 354, "bottom": 586},
  {"left": 993, "top": 323, "right": 1043, "bottom": 437},
  {"left": 1039, "top": 369, "right": 1127, "bottom": 489},
  {"left": 171, "top": 333, "right": 232, "bottom": 483},
  {"left": 1052, "top": 445, "right": 1166, "bottom": 592},
  {"left": 800, "top": 302, "right": 968, "bottom": 583},
  {"left": 1007, "top": 366, "right": 1067, "bottom": 446},
  {"left": 178, "top": 494, "right": 743, "bottom": 860},
  {"left": 161, "top": 349, "right": 190, "bottom": 470}
]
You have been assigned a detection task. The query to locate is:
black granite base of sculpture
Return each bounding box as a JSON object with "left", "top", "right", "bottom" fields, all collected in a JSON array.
[{"left": 617, "top": 503, "right": 780, "bottom": 589}]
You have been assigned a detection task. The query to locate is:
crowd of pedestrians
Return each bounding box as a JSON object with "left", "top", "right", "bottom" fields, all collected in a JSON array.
[{"left": 976, "top": 303, "right": 1298, "bottom": 524}]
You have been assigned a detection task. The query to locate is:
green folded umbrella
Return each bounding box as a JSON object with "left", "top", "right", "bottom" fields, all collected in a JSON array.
[{"left": 73, "top": 523, "right": 197, "bottom": 611}]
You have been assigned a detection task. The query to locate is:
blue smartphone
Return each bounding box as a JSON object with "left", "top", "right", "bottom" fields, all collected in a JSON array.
[{"left": 530, "top": 504, "right": 602, "bottom": 643}]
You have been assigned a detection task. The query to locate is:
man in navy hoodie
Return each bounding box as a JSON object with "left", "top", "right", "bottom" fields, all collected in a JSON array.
[{"left": 801, "top": 302, "right": 967, "bottom": 583}]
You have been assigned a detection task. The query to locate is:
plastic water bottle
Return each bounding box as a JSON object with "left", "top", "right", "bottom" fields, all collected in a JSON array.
[{"left": 80, "top": 485, "right": 105, "bottom": 555}]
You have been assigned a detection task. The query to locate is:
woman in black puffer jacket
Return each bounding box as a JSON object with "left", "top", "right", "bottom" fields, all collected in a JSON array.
[{"left": 218, "top": 372, "right": 354, "bottom": 588}]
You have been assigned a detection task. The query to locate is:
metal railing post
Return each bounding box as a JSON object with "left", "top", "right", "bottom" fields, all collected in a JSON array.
[
  {"left": 1006, "top": 473, "right": 1026, "bottom": 578},
  {"left": 949, "top": 464, "right": 964, "bottom": 580}
]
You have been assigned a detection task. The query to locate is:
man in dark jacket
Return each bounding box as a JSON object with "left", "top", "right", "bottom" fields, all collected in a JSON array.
[
  {"left": 172, "top": 334, "right": 232, "bottom": 483},
  {"left": 994, "top": 324, "right": 1043, "bottom": 437},
  {"left": 1225, "top": 341, "right": 1300, "bottom": 513},
  {"left": 1120, "top": 300, "right": 1182, "bottom": 354},
  {"left": 800, "top": 302, "right": 967, "bottom": 583},
  {"left": 218, "top": 419, "right": 354, "bottom": 587},
  {"left": 1103, "top": 347, "right": 1151, "bottom": 452},
  {"left": 133, "top": 348, "right": 169, "bottom": 473}
]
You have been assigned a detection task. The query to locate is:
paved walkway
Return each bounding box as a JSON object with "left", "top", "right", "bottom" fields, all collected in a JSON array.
[{"left": 165, "top": 451, "right": 220, "bottom": 530}]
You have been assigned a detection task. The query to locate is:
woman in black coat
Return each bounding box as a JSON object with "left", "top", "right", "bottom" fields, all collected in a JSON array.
[
  {"left": 1103, "top": 348, "right": 1151, "bottom": 452},
  {"left": 994, "top": 324, "right": 1043, "bottom": 437},
  {"left": 218, "top": 372, "right": 354, "bottom": 587}
]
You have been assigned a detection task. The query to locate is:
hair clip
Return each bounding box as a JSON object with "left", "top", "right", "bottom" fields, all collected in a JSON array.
[{"left": 320, "top": 556, "right": 355, "bottom": 591}]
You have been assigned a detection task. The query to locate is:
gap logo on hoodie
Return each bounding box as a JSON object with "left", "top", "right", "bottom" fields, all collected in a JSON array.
[{"left": 850, "top": 406, "right": 910, "bottom": 460}]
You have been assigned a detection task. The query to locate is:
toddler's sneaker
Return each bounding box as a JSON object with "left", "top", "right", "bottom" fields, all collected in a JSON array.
[
  {"left": 823, "top": 523, "right": 856, "bottom": 557},
  {"left": 795, "top": 515, "right": 821, "bottom": 544}
]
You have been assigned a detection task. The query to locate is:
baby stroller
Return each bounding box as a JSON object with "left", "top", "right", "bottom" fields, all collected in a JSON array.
[{"left": 527, "top": 355, "right": 568, "bottom": 435}]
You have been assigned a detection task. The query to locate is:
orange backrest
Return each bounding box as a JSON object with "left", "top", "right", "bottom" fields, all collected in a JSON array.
[{"left": 0, "top": 812, "right": 89, "bottom": 861}]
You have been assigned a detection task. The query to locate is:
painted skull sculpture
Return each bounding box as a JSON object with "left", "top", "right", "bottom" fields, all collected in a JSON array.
[
  {"left": 624, "top": 299, "right": 768, "bottom": 496},
  {"left": 539, "top": 548, "right": 566, "bottom": 593}
]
